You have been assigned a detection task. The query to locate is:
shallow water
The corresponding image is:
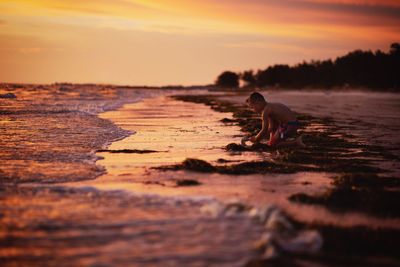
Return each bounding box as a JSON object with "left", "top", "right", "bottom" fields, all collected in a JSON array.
[
  {"left": 1, "top": 185, "right": 265, "bottom": 267},
  {"left": 0, "top": 84, "right": 161, "bottom": 183}
]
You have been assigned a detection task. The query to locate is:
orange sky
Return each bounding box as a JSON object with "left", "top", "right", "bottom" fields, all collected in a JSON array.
[{"left": 1, "top": 0, "right": 399, "bottom": 86}]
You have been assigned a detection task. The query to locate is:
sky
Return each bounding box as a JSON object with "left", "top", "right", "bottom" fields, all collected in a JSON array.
[{"left": 1, "top": 0, "right": 399, "bottom": 86}]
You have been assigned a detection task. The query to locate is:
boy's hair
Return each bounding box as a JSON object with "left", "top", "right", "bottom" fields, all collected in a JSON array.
[{"left": 246, "top": 92, "right": 266, "bottom": 104}]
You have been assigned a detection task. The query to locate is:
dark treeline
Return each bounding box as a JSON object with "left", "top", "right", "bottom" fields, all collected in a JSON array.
[{"left": 215, "top": 43, "right": 400, "bottom": 90}]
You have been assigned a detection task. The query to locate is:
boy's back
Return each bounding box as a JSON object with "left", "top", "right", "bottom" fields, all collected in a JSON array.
[{"left": 264, "top": 102, "right": 297, "bottom": 125}]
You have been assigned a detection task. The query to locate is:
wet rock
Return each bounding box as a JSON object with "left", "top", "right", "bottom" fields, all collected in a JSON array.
[
  {"left": 11, "top": 84, "right": 24, "bottom": 89},
  {"left": 156, "top": 158, "right": 309, "bottom": 175},
  {"left": 175, "top": 179, "right": 201, "bottom": 186},
  {"left": 226, "top": 142, "right": 270, "bottom": 152},
  {"left": 181, "top": 158, "right": 216, "bottom": 172},
  {"left": 143, "top": 180, "right": 165, "bottom": 186},
  {"left": 220, "top": 118, "right": 237, "bottom": 123},
  {"left": 97, "top": 149, "right": 160, "bottom": 154},
  {"left": 222, "top": 161, "right": 303, "bottom": 175},
  {"left": 59, "top": 86, "right": 72, "bottom": 92},
  {"left": 0, "top": 93, "right": 17, "bottom": 99},
  {"left": 226, "top": 143, "right": 249, "bottom": 151},
  {"left": 217, "top": 158, "right": 233, "bottom": 163}
]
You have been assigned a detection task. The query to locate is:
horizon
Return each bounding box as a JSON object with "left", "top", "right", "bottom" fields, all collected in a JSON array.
[
  {"left": 1, "top": 0, "right": 400, "bottom": 86},
  {"left": 1, "top": 43, "right": 398, "bottom": 88}
]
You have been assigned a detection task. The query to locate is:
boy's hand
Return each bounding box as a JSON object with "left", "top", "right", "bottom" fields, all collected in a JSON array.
[{"left": 249, "top": 136, "right": 257, "bottom": 143}]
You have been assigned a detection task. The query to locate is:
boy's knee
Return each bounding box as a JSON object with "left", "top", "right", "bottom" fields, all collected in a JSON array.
[{"left": 268, "top": 135, "right": 280, "bottom": 147}]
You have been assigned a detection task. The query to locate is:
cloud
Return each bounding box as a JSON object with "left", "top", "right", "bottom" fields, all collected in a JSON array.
[
  {"left": 211, "top": 0, "right": 400, "bottom": 27},
  {"left": 297, "top": 0, "right": 400, "bottom": 20}
]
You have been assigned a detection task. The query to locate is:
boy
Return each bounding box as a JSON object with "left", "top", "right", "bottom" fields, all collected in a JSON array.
[{"left": 246, "top": 92, "right": 305, "bottom": 148}]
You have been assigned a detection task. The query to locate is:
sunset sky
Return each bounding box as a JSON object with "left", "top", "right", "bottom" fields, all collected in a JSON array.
[{"left": 1, "top": 0, "right": 399, "bottom": 86}]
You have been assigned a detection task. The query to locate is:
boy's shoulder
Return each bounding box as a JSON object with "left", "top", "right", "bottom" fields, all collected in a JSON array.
[
  {"left": 262, "top": 105, "right": 271, "bottom": 118},
  {"left": 263, "top": 102, "right": 277, "bottom": 113},
  {"left": 270, "top": 102, "right": 290, "bottom": 110}
]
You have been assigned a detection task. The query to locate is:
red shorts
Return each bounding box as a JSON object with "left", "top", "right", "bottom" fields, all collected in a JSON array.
[{"left": 269, "top": 121, "right": 300, "bottom": 146}]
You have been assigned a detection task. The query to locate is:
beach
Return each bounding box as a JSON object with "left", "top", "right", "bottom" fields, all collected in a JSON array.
[{"left": 1, "top": 84, "right": 400, "bottom": 266}]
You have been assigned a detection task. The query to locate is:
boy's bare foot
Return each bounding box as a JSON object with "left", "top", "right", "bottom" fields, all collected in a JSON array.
[{"left": 296, "top": 136, "right": 306, "bottom": 148}]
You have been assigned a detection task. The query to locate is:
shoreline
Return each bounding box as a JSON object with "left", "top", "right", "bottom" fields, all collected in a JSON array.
[
  {"left": 2, "top": 82, "right": 399, "bottom": 94},
  {"left": 0, "top": 84, "right": 166, "bottom": 184}
]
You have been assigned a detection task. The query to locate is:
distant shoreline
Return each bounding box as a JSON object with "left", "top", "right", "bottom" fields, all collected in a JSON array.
[{"left": 1, "top": 82, "right": 399, "bottom": 93}]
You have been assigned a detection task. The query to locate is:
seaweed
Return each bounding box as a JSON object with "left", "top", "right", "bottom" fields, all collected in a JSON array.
[
  {"left": 220, "top": 118, "right": 237, "bottom": 123},
  {"left": 289, "top": 187, "right": 400, "bottom": 218},
  {"left": 226, "top": 143, "right": 249, "bottom": 151},
  {"left": 289, "top": 172, "right": 400, "bottom": 217},
  {"left": 174, "top": 179, "right": 201, "bottom": 186},
  {"left": 226, "top": 142, "right": 271, "bottom": 152},
  {"left": 97, "top": 149, "right": 161, "bottom": 154},
  {"left": 155, "top": 158, "right": 311, "bottom": 175},
  {"left": 332, "top": 173, "right": 400, "bottom": 188}
]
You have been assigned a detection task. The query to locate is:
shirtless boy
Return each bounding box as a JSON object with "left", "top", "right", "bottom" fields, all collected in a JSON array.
[{"left": 246, "top": 92, "right": 305, "bottom": 148}]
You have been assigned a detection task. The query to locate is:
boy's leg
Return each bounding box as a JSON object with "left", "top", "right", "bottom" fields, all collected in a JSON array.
[
  {"left": 267, "top": 129, "right": 281, "bottom": 146},
  {"left": 272, "top": 125, "right": 305, "bottom": 148}
]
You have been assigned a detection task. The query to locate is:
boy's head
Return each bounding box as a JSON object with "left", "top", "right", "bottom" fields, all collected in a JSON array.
[{"left": 246, "top": 92, "right": 266, "bottom": 113}]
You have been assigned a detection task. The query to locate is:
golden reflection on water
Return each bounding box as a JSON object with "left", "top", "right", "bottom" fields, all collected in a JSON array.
[{"left": 98, "top": 96, "right": 263, "bottom": 170}]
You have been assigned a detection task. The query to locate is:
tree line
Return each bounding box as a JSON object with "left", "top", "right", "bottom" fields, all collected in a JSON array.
[{"left": 215, "top": 43, "right": 400, "bottom": 90}]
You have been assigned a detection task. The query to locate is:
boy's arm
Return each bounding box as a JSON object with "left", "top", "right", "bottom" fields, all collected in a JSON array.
[
  {"left": 267, "top": 117, "right": 277, "bottom": 144},
  {"left": 250, "top": 110, "right": 269, "bottom": 143}
]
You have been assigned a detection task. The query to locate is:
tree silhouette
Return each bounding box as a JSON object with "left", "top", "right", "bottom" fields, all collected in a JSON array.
[
  {"left": 215, "top": 71, "right": 239, "bottom": 88},
  {"left": 390, "top": 43, "right": 400, "bottom": 55},
  {"left": 215, "top": 43, "right": 400, "bottom": 91},
  {"left": 240, "top": 70, "right": 256, "bottom": 87}
]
